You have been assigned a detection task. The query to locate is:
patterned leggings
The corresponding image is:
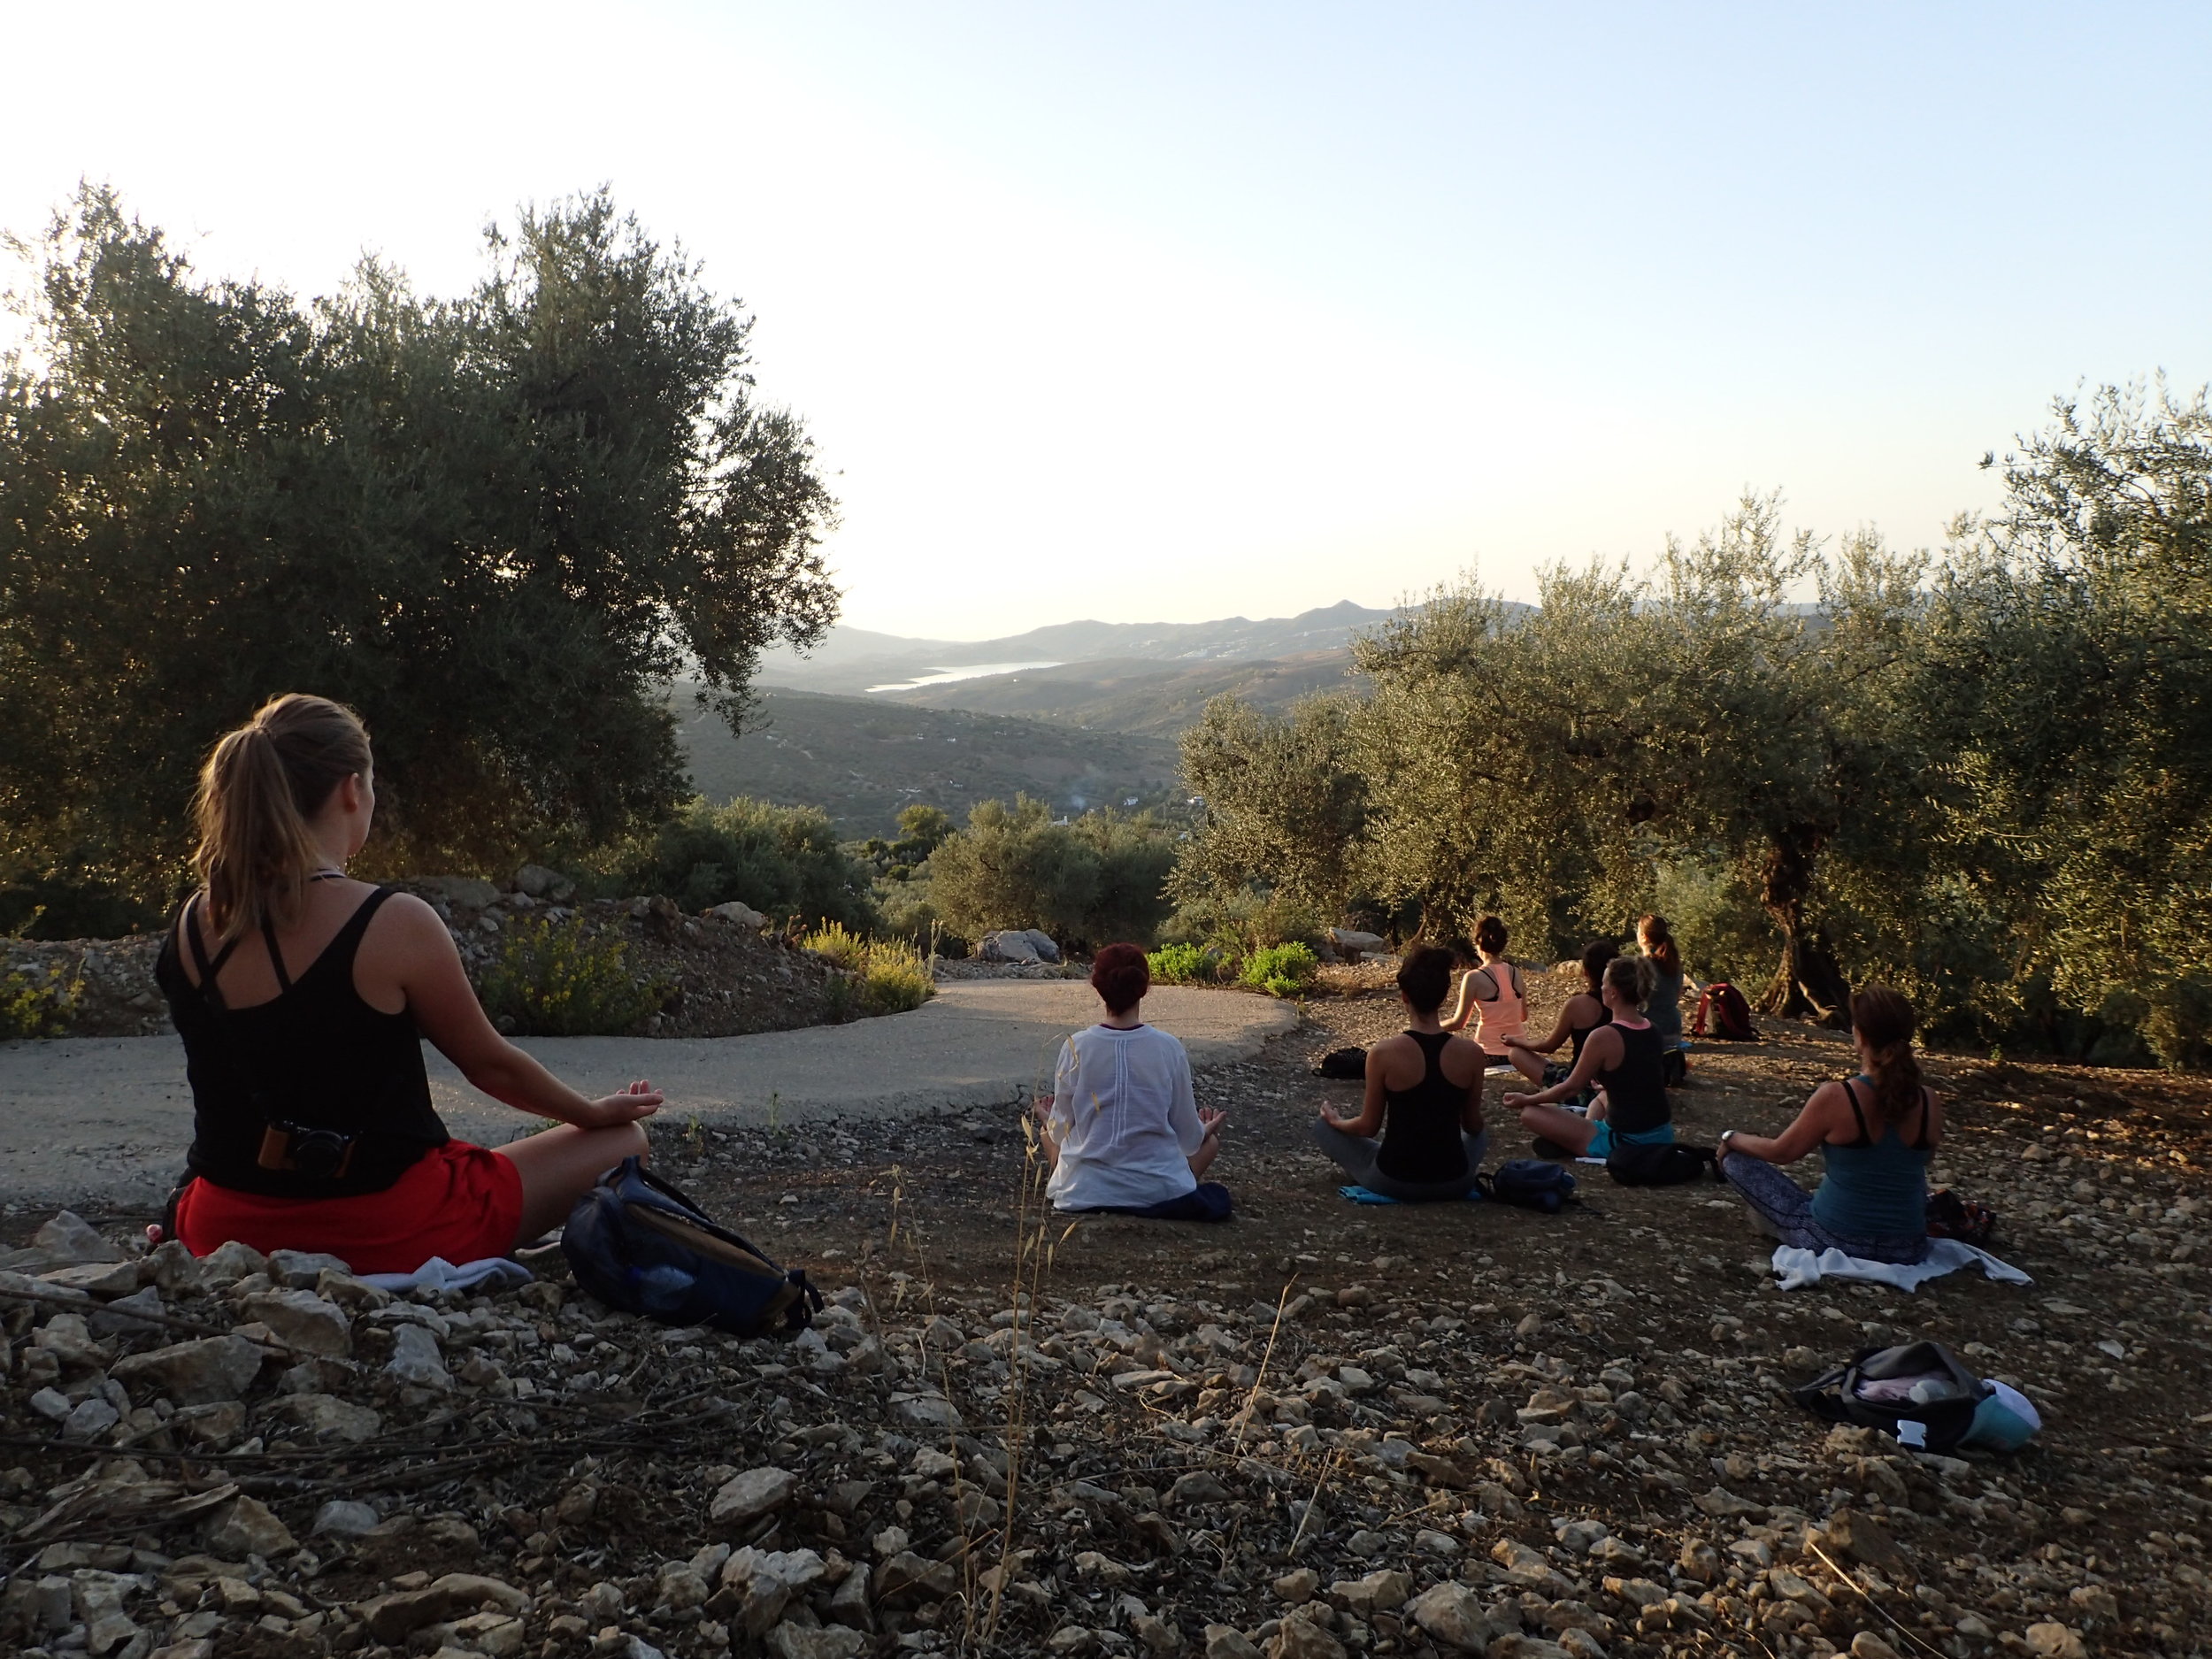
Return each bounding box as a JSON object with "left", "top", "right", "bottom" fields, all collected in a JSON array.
[{"left": 1722, "top": 1155, "right": 1930, "bottom": 1264}]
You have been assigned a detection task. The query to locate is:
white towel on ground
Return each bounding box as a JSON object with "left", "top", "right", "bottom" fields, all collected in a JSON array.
[
  {"left": 1770, "top": 1237, "right": 2032, "bottom": 1293},
  {"left": 360, "top": 1256, "right": 533, "bottom": 1294}
]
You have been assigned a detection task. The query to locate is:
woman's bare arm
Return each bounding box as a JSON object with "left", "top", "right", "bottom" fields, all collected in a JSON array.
[
  {"left": 1440, "top": 967, "right": 1495, "bottom": 1033},
  {"left": 1505, "top": 1025, "right": 1617, "bottom": 1107},
  {"left": 1721, "top": 1082, "right": 1847, "bottom": 1164},
  {"left": 376, "top": 899, "right": 660, "bottom": 1129},
  {"left": 1327, "top": 1041, "right": 1394, "bottom": 1135}
]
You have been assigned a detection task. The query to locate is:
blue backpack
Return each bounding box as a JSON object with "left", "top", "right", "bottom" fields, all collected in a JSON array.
[
  {"left": 1479, "top": 1158, "right": 1578, "bottom": 1215},
  {"left": 563, "top": 1157, "right": 822, "bottom": 1336}
]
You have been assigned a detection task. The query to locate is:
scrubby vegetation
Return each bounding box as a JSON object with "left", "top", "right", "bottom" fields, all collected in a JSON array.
[
  {"left": 800, "top": 922, "right": 935, "bottom": 1018},
  {"left": 472, "top": 918, "right": 667, "bottom": 1037},
  {"left": 600, "top": 796, "right": 878, "bottom": 932},
  {"left": 0, "top": 963, "right": 79, "bottom": 1040},
  {"left": 923, "top": 796, "right": 1177, "bottom": 949}
]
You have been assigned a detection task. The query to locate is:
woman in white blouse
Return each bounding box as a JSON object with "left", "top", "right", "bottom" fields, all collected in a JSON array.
[{"left": 1033, "top": 943, "right": 1232, "bottom": 1219}]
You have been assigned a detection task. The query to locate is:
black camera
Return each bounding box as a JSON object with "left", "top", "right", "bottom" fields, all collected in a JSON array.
[{"left": 257, "top": 1121, "right": 357, "bottom": 1179}]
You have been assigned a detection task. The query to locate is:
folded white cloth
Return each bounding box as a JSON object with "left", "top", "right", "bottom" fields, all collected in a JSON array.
[
  {"left": 1770, "top": 1237, "right": 2032, "bottom": 1293},
  {"left": 360, "top": 1256, "right": 533, "bottom": 1294}
]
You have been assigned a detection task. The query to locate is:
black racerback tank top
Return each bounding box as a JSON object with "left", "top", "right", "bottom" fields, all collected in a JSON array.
[
  {"left": 1377, "top": 1030, "right": 1472, "bottom": 1184},
  {"left": 1596, "top": 1021, "right": 1671, "bottom": 1138},
  {"left": 156, "top": 886, "right": 449, "bottom": 1197}
]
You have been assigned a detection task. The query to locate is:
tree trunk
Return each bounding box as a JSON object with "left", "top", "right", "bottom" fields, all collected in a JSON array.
[{"left": 1756, "top": 831, "right": 1854, "bottom": 1026}]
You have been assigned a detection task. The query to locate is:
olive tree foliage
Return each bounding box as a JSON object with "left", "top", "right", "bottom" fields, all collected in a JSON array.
[
  {"left": 1178, "top": 495, "right": 1939, "bottom": 1023},
  {"left": 1919, "top": 381, "right": 2212, "bottom": 1062},
  {"left": 1171, "top": 695, "right": 1368, "bottom": 912},
  {"left": 926, "top": 797, "right": 1177, "bottom": 949},
  {"left": 0, "top": 185, "right": 838, "bottom": 910}
]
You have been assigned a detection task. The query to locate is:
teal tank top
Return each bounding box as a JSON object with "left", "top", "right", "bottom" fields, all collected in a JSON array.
[{"left": 1810, "top": 1077, "right": 1932, "bottom": 1239}]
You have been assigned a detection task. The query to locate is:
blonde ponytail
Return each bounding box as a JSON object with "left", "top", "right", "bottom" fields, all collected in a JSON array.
[{"left": 194, "top": 695, "right": 371, "bottom": 945}]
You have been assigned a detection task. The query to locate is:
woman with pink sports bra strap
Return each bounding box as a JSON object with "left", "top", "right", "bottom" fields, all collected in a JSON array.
[{"left": 1442, "top": 915, "right": 1525, "bottom": 1058}]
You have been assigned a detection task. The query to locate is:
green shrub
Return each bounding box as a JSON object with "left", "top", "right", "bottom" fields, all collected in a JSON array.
[
  {"left": 1146, "top": 942, "right": 1219, "bottom": 985},
  {"left": 802, "top": 923, "right": 936, "bottom": 1018},
  {"left": 1159, "top": 887, "right": 1325, "bottom": 961},
  {"left": 603, "top": 797, "right": 878, "bottom": 930},
  {"left": 1239, "top": 941, "right": 1318, "bottom": 998},
  {"left": 927, "top": 798, "right": 1175, "bottom": 949},
  {"left": 0, "top": 964, "right": 80, "bottom": 1039},
  {"left": 476, "top": 918, "right": 665, "bottom": 1036}
]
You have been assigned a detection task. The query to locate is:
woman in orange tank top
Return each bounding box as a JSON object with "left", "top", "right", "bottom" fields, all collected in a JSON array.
[{"left": 1442, "top": 915, "right": 1525, "bottom": 1057}]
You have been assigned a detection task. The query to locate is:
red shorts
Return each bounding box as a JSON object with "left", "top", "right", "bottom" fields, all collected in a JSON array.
[{"left": 176, "top": 1141, "right": 525, "bottom": 1277}]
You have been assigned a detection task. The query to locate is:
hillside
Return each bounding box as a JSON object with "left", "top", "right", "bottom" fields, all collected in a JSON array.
[
  {"left": 672, "top": 687, "right": 1184, "bottom": 837},
  {"left": 756, "top": 599, "right": 1402, "bottom": 695},
  {"left": 882, "top": 648, "right": 1360, "bottom": 733}
]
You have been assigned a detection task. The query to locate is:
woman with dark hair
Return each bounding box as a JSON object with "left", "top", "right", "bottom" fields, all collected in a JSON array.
[
  {"left": 1637, "top": 914, "right": 1692, "bottom": 1048},
  {"left": 1502, "top": 956, "right": 1675, "bottom": 1159},
  {"left": 1034, "top": 944, "right": 1230, "bottom": 1218},
  {"left": 1312, "top": 946, "right": 1488, "bottom": 1200},
  {"left": 157, "top": 695, "right": 662, "bottom": 1275},
  {"left": 1442, "top": 915, "right": 1525, "bottom": 1063},
  {"left": 1501, "top": 938, "right": 1615, "bottom": 1088},
  {"left": 1715, "top": 987, "right": 1940, "bottom": 1263}
]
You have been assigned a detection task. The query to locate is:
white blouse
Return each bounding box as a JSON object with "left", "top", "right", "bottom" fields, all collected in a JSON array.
[{"left": 1045, "top": 1023, "right": 1202, "bottom": 1211}]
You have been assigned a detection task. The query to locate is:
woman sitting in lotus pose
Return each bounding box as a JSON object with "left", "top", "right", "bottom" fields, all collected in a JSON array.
[
  {"left": 1500, "top": 937, "right": 1615, "bottom": 1089},
  {"left": 1034, "top": 944, "right": 1231, "bottom": 1219},
  {"left": 1715, "top": 986, "right": 1939, "bottom": 1263},
  {"left": 1502, "top": 956, "right": 1673, "bottom": 1159},
  {"left": 1442, "top": 915, "right": 1525, "bottom": 1064},
  {"left": 1312, "top": 946, "right": 1489, "bottom": 1201},
  {"left": 157, "top": 695, "right": 663, "bottom": 1275}
]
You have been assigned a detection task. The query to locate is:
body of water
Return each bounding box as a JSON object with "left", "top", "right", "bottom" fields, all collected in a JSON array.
[{"left": 866, "top": 660, "right": 1061, "bottom": 694}]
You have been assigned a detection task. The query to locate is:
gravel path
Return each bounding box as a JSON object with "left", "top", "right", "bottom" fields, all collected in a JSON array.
[{"left": 0, "top": 980, "right": 1295, "bottom": 1213}]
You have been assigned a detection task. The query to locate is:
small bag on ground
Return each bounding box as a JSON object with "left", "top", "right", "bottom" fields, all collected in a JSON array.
[
  {"left": 1478, "top": 1159, "right": 1578, "bottom": 1214},
  {"left": 1606, "top": 1141, "right": 1721, "bottom": 1187},
  {"left": 1791, "top": 1340, "right": 1994, "bottom": 1455},
  {"left": 564, "top": 1156, "right": 822, "bottom": 1336},
  {"left": 1693, "top": 981, "right": 1758, "bottom": 1041},
  {"left": 1926, "top": 1188, "right": 1997, "bottom": 1248},
  {"left": 1312, "top": 1047, "right": 1367, "bottom": 1079}
]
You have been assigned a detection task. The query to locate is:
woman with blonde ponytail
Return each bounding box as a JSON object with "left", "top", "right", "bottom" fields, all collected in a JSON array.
[
  {"left": 1715, "top": 985, "right": 1941, "bottom": 1263},
  {"left": 157, "top": 695, "right": 663, "bottom": 1274}
]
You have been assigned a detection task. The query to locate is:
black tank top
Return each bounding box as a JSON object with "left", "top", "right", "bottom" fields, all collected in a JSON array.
[
  {"left": 155, "top": 887, "right": 448, "bottom": 1197},
  {"left": 1377, "top": 1030, "right": 1471, "bottom": 1183},
  {"left": 1596, "top": 1021, "right": 1671, "bottom": 1137},
  {"left": 1567, "top": 1008, "right": 1607, "bottom": 1064}
]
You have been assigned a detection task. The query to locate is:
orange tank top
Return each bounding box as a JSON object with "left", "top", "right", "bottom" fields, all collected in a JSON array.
[{"left": 1471, "top": 962, "right": 1525, "bottom": 1056}]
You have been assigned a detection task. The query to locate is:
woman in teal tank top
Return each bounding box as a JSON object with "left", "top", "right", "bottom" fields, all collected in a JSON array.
[{"left": 1714, "top": 987, "right": 1940, "bottom": 1263}]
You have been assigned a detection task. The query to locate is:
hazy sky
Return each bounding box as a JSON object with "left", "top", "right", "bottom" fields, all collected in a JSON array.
[{"left": 7, "top": 3, "right": 2208, "bottom": 639}]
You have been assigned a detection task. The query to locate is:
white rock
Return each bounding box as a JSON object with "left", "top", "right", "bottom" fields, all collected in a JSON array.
[
  {"left": 711, "top": 1466, "right": 799, "bottom": 1526},
  {"left": 29, "top": 1386, "right": 72, "bottom": 1421},
  {"left": 311, "top": 1499, "right": 380, "bottom": 1538},
  {"left": 111, "top": 1334, "right": 264, "bottom": 1405},
  {"left": 61, "top": 1396, "right": 120, "bottom": 1440},
  {"left": 242, "top": 1289, "right": 351, "bottom": 1356},
  {"left": 31, "top": 1210, "right": 121, "bottom": 1265},
  {"left": 266, "top": 1249, "right": 352, "bottom": 1288},
  {"left": 204, "top": 1494, "right": 297, "bottom": 1558},
  {"left": 708, "top": 901, "right": 767, "bottom": 927},
  {"left": 764, "top": 1624, "right": 868, "bottom": 1659},
  {"left": 383, "top": 1323, "right": 451, "bottom": 1388}
]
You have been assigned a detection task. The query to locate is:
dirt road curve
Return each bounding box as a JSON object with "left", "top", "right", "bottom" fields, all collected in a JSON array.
[{"left": 0, "top": 979, "right": 1295, "bottom": 1212}]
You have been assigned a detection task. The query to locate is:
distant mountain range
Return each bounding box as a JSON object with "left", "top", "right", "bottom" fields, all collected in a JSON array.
[{"left": 754, "top": 601, "right": 1403, "bottom": 696}]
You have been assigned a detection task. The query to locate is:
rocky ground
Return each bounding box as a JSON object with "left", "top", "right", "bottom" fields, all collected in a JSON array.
[{"left": 4, "top": 968, "right": 2209, "bottom": 1659}]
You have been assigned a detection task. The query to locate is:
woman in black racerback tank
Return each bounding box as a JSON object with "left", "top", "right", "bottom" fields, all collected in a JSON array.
[
  {"left": 1312, "top": 946, "right": 1489, "bottom": 1201},
  {"left": 156, "top": 695, "right": 667, "bottom": 1276},
  {"left": 1500, "top": 937, "right": 1614, "bottom": 1089},
  {"left": 1503, "top": 955, "right": 1672, "bottom": 1159}
]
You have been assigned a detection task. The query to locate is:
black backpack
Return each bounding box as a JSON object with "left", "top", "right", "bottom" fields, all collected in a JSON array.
[
  {"left": 1791, "top": 1340, "right": 1990, "bottom": 1455},
  {"left": 564, "top": 1157, "right": 822, "bottom": 1336},
  {"left": 1478, "top": 1159, "right": 1578, "bottom": 1214},
  {"left": 1606, "top": 1141, "right": 1721, "bottom": 1187},
  {"left": 1312, "top": 1047, "right": 1367, "bottom": 1079}
]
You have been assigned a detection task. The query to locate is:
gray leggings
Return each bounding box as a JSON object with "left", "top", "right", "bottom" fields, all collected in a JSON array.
[{"left": 1310, "top": 1118, "right": 1489, "bottom": 1202}]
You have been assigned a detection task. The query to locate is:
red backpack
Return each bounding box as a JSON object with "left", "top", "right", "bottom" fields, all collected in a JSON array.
[{"left": 1694, "top": 981, "right": 1757, "bottom": 1041}]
